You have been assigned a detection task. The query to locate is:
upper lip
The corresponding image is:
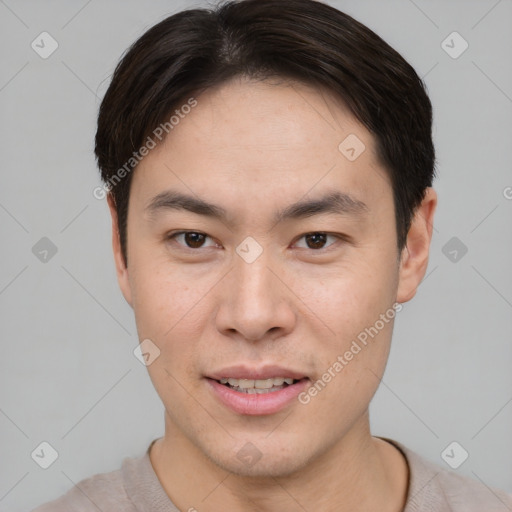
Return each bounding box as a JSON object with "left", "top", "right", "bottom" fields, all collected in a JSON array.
[{"left": 207, "top": 365, "right": 308, "bottom": 381}]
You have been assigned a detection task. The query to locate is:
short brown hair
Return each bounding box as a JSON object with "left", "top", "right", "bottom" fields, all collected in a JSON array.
[{"left": 95, "top": 0, "right": 436, "bottom": 265}]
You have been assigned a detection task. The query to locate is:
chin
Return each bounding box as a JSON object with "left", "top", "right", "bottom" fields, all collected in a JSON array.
[{"left": 205, "top": 438, "right": 313, "bottom": 479}]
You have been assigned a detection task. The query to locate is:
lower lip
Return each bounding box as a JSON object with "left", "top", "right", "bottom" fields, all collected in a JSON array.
[{"left": 206, "top": 378, "right": 310, "bottom": 415}]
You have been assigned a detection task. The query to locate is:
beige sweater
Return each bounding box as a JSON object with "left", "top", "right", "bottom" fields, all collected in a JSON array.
[{"left": 32, "top": 438, "right": 512, "bottom": 511}]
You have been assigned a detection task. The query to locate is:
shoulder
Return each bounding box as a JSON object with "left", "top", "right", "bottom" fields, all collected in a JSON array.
[
  {"left": 385, "top": 438, "right": 512, "bottom": 512},
  {"left": 30, "top": 454, "right": 142, "bottom": 512}
]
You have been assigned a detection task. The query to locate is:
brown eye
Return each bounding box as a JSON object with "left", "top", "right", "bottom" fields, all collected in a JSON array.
[
  {"left": 295, "top": 232, "right": 338, "bottom": 250},
  {"left": 304, "top": 232, "right": 328, "bottom": 249},
  {"left": 167, "top": 231, "right": 216, "bottom": 249},
  {"left": 182, "top": 232, "right": 206, "bottom": 248}
]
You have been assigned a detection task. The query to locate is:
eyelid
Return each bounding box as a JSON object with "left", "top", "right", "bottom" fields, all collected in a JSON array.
[
  {"left": 166, "top": 230, "right": 219, "bottom": 249},
  {"left": 292, "top": 232, "right": 340, "bottom": 250},
  {"left": 166, "top": 230, "right": 346, "bottom": 251}
]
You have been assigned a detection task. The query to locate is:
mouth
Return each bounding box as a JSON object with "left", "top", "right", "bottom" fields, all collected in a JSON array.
[
  {"left": 205, "top": 374, "right": 310, "bottom": 415},
  {"left": 215, "top": 377, "right": 306, "bottom": 394}
]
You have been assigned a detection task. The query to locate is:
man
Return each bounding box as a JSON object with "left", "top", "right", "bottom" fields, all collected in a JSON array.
[{"left": 33, "top": 0, "right": 512, "bottom": 510}]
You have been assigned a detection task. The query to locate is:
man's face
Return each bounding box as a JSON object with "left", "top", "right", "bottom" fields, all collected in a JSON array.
[{"left": 113, "top": 77, "right": 417, "bottom": 476}]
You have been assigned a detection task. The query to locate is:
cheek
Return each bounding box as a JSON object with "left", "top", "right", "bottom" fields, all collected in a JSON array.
[
  {"left": 129, "top": 266, "right": 209, "bottom": 405},
  {"left": 299, "top": 300, "right": 396, "bottom": 428},
  {"left": 129, "top": 261, "right": 220, "bottom": 377},
  {"left": 130, "top": 260, "right": 202, "bottom": 334},
  {"left": 289, "top": 252, "right": 398, "bottom": 403},
  {"left": 290, "top": 253, "right": 398, "bottom": 336}
]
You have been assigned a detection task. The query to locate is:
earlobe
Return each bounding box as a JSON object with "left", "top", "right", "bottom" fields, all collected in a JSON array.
[
  {"left": 396, "top": 187, "right": 437, "bottom": 303},
  {"left": 107, "top": 194, "right": 133, "bottom": 307}
]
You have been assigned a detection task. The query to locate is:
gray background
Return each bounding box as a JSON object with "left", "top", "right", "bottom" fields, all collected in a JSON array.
[{"left": 1, "top": 0, "right": 511, "bottom": 510}]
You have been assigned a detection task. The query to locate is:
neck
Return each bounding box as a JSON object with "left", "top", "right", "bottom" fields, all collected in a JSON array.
[{"left": 150, "top": 411, "right": 409, "bottom": 512}]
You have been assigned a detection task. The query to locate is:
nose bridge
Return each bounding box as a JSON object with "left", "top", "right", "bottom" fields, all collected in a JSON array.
[
  {"left": 216, "top": 243, "right": 295, "bottom": 340},
  {"left": 233, "top": 246, "right": 278, "bottom": 311}
]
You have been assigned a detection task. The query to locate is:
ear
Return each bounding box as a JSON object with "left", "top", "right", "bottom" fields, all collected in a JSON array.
[
  {"left": 396, "top": 187, "right": 437, "bottom": 303},
  {"left": 107, "top": 194, "right": 133, "bottom": 307}
]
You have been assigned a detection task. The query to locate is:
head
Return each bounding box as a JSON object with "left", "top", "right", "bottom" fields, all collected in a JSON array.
[{"left": 95, "top": 0, "right": 437, "bottom": 477}]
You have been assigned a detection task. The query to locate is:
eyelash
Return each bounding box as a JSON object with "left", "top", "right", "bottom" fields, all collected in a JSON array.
[{"left": 165, "top": 230, "right": 345, "bottom": 252}]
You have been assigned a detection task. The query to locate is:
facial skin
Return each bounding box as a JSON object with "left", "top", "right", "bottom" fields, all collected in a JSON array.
[{"left": 108, "top": 76, "right": 437, "bottom": 512}]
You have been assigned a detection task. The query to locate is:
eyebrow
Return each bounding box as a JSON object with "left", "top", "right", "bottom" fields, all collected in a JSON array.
[{"left": 144, "top": 189, "right": 369, "bottom": 226}]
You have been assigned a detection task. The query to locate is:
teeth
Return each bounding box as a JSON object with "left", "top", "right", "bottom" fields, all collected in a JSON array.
[
  {"left": 246, "top": 388, "right": 279, "bottom": 394},
  {"left": 219, "top": 377, "right": 298, "bottom": 389},
  {"left": 238, "top": 379, "right": 255, "bottom": 389}
]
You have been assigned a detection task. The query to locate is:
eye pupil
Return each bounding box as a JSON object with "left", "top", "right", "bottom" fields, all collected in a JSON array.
[
  {"left": 174, "top": 232, "right": 334, "bottom": 251},
  {"left": 185, "top": 232, "right": 205, "bottom": 248},
  {"left": 305, "top": 233, "right": 327, "bottom": 249}
]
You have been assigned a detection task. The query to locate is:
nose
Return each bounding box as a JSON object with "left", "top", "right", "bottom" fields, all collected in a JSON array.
[{"left": 215, "top": 249, "right": 296, "bottom": 342}]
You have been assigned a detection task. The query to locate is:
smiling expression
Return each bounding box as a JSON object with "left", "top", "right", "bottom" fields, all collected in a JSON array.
[{"left": 109, "top": 76, "right": 426, "bottom": 477}]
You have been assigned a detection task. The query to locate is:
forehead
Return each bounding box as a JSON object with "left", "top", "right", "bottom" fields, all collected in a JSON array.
[{"left": 131, "top": 77, "right": 391, "bottom": 222}]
